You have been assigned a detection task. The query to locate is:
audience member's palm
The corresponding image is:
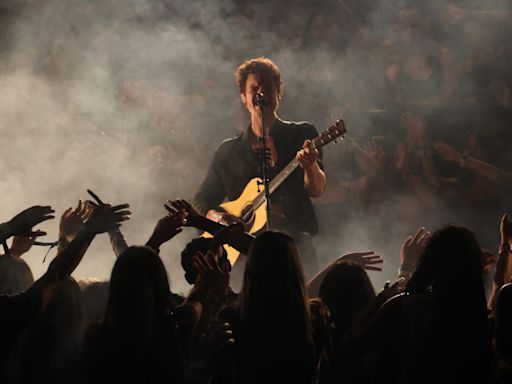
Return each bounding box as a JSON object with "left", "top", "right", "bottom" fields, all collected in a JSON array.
[
  {"left": 8, "top": 205, "right": 55, "bottom": 237},
  {"left": 85, "top": 203, "right": 130, "bottom": 234},
  {"left": 339, "top": 251, "right": 383, "bottom": 271},
  {"left": 400, "top": 227, "right": 430, "bottom": 266},
  {"left": 9, "top": 235, "right": 36, "bottom": 257},
  {"left": 165, "top": 199, "right": 199, "bottom": 226},
  {"left": 59, "top": 200, "right": 93, "bottom": 240}
]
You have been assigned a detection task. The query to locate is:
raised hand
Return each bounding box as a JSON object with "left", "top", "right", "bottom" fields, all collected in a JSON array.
[
  {"left": 338, "top": 251, "right": 384, "bottom": 271},
  {"left": 481, "top": 249, "right": 497, "bottom": 275},
  {"left": 146, "top": 210, "right": 187, "bottom": 251},
  {"left": 206, "top": 321, "right": 235, "bottom": 350},
  {"left": 442, "top": 4, "right": 467, "bottom": 23},
  {"left": 433, "top": 141, "right": 462, "bottom": 164},
  {"left": 364, "top": 139, "right": 386, "bottom": 171},
  {"left": 59, "top": 200, "right": 94, "bottom": 241},
  {"left": 500, "top": 213, "right": 512, "bottom": 247},
  {"left": 6, "top": 205, "right": 55, "bottom": 238},
  {"left": 9, "top": 235, "right": 37, "bottom": 258},
  {"left": 400, "top": 227, "right": 430, "bottom": 270},
  {"left": 193, "top": 249, "right": 230, "bottom": 296},
  {"left": 401, "top": 112, "right": 427, "bottom": 147},
  {"left": 84, "top": 190, "right": 130, "bottom": 234},
  {"left": 395, "top": 142, "right": 411, "bottom": 177},
  {"left": 84, "top": 204, "right": 130, "bottom": 235},
  {"left": 165, "top": 199, "right": 198, "bottom": 226}
]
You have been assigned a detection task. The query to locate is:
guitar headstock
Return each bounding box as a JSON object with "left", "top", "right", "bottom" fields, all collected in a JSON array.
[{"left": 313, "top": 119, "right": 347, "bottom": 148}]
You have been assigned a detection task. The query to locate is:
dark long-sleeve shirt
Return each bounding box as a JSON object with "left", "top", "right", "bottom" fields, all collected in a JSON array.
[{"left": 193, "top": 118, "right": 323, "bottom": 236}]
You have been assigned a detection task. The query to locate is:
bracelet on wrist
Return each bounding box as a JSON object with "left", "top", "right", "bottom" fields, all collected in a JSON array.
[{"left": 58, "top": 236, "right": 69, "bottom": 249}]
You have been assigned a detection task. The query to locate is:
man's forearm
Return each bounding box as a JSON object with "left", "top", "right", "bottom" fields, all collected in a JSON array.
[{"left": 304, "top": 163, "right": 326, "bottom": 197}]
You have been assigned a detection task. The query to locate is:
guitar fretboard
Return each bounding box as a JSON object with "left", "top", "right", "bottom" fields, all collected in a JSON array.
[{"left": 252, "top": 158, "right": 301, "bottom": 210}]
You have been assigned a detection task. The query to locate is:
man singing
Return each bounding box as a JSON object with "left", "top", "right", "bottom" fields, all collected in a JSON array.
[{"left": 193, "top": 57, "right": 326, "bottom": 277}]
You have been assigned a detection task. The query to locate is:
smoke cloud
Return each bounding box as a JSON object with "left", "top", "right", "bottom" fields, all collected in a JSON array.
[{"left": 1, "top": 0, "right": 510, "bottom": 294}]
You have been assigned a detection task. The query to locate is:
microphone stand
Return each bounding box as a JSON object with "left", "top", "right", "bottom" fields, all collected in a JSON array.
[{"left": 256, "top": 94, "right": 271, "bottom": 230}]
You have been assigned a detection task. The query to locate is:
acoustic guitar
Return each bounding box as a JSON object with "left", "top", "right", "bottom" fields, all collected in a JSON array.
[{"left": 203, "top": 119, "right": 347, "bottom": 265}]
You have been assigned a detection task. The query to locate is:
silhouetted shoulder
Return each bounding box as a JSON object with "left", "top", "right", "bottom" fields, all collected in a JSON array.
[{"left": 380, "top": 292, "right": 432, "bottom": 319}]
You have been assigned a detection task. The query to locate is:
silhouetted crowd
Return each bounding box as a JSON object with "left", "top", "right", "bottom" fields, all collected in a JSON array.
[{"left": 0, "top": 195, "right": 511, "bottom": 383}]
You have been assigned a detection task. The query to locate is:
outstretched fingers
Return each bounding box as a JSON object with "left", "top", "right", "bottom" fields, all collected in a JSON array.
[
  {"left": 87, "top": 189, "right": 105, "bottom": 205},
  {"left": 412, "top": 227, "right": 426, "bottom": 244}
]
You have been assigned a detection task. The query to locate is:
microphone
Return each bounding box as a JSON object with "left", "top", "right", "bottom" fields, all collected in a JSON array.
[{"left": 255, "top": 92, "right": 266, "bottom": 108}]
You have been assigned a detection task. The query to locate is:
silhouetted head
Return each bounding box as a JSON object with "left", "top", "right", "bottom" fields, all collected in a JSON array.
[
  {"left": 240, "top": 231, "right": 309, "bottom": 326},
  {"left": 104, "top": 246, "right": 171, "bottom": 336},
  {"left": 0, "top": 256, "right": 33, "bottom": 294},
  {"left": 19, "top": 278, "right": 84, "bottom": 383},
  {"left": 407, "top": 225, "right": 485, "bottom": 298},
  {"left": 238, "top": 231, "right": 315, "bottom": 381},
  {"left": 81, "top": 279, "right": 110, "bottom": 326},
  {"left": 43, "top": 277, "right": 84, "bottom": 332},
  {"left": 319, "top": 261, "right": 375, "bottom": 341}
]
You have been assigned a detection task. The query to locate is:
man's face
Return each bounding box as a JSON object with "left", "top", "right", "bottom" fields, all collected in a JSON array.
[{"left": 241, "top": 72, "right": 279, "bottom": 116}]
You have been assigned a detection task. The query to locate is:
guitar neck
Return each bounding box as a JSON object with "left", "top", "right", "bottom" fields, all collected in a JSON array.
[
  {"left": 250, "top": 119, "right": 345, "bottom": 212},
  {"left": 253, "top": 158, "right": 300, "bottom": 209}
]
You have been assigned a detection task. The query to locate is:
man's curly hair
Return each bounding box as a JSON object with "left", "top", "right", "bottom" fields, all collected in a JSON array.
[{"left": 236, "top": 57, "right": 284, "bottom": 98}]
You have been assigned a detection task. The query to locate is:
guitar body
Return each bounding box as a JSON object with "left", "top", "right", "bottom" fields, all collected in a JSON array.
[
  {"left": 221, "top": 177, "right": 267, "bottom": 234},
  {"left": 202, "top": 177, "right": 266, "bottom": 266}
]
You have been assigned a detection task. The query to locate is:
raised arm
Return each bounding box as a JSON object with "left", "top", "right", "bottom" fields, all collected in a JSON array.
[
  {"left": 489, "top": 214, "right": 512, "bottom": 314},
  {"left": 166, "top": 199, "right": 255, "bottom": 254},
  {"left": 7, "top": 235, "right": 37, "bottom": 259},
  {"left": 433, "top": 141, "right": 512, "bottom": 184},
  {"left": 31, "top": 200, "right": 130, "bottom": 307},
  {"left": 86, "top": 190, "right": 130, "bottom": 257},
  {"left": 307, "top": 251, "right": 383, "bottom": 297},
  {"left": 0, "top": 205, "right": 55, "bottom": 245},
  {"left": 397, "top": 227, "right": 430, "bottom": 283},
  {"left": 185, "top": 225, "right": 235, "bottom": 306},
  {"left": 401, "top": 113, "right": 442, "bottom": 191},
  {"left": 108, "top": 229, "right": 129, "bottom": 258},
  {"left": 145, "top": 209, "right": 187, "bottom": 254},
  {"left": 58, "top": 200, "right": 93, "bottom": 252}
]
